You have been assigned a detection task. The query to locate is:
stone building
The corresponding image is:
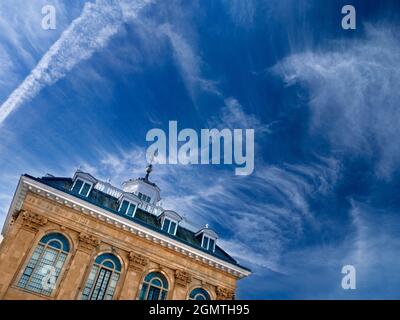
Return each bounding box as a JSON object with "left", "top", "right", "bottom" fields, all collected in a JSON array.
[{"left": 0, "top": 167, "right": 250, "bottom": 300}]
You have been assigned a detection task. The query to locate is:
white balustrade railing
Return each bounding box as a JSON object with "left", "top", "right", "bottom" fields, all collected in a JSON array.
[{"left": 95, "top": 180, "right": 163, "bottom": 216}]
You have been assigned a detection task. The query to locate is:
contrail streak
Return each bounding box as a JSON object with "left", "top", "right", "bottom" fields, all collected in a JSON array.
[{"left": 0, "top": 0, "right": 152, "bottom": 125}]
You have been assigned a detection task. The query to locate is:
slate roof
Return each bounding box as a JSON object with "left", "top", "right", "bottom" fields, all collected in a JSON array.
[{"left": 24, "top": 174, "right": 250, "bottom": 271}]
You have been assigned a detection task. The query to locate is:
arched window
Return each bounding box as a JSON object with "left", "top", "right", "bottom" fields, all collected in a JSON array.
[
  {"left": 81, "top": 253, "right": 121, "bottom": 300},
  {"left": 189, "top": 288, "right": 211, "bottom": 300},
  {"left": 17, "top": 232, "right": 70, "bottom": 296},
  {"left": 139, "top": 272, "right": 169, "bottom": 300}
]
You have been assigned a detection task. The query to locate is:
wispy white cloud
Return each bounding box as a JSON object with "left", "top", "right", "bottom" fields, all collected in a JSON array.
[
  {"left": 0, "top": 0, "right": 153, "bottom": 126},
  {"left": 159, "top": 23, "right": 221, "bottom": 100},
  {"left": 250, "top": 198, "right": 400, "bottom": 298},
  {"left": 348, "top": 200, "right": 400, "bottom": 272},
  {"left": 0, "top": 0, "right": 77, "bottom": 99},
  {"left": 334, "top": 200, "right": 400, "bottom": 297},
  {"left": 223, "top": 0, "right": 257, "bottom": 27},
  {"left": 210, "top": 97, "right": 276, "bottom": 134},
  {"left": 274, "top": 25, "right": 400, "bottom": 179}
]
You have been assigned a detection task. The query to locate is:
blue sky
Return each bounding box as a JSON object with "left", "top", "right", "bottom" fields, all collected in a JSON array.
[{"left": 1, "top": 0, "right": 400, "bottom": 299}]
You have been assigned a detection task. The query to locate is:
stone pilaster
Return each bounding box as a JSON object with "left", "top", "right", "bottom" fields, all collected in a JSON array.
[
  {"left": 0, "top": 212, "right": 45, "bottom": 298},
  {"left": 77, "top": 232, "right": 101, "bottom": 253},
  {"left": 128, "top": 252, "right": 148, "bottom": 271},
  {"left": 172, "top": 270, "right": 192, "bottom": 299},
  {"left": 56, "top": 233, "right": 100, "bottom": 299},
  {"left": 119, "top": 252, "right": 148, "bottom": 300},
  {"left": 175, "top": 270, "right": 192, "bottom": 287}
]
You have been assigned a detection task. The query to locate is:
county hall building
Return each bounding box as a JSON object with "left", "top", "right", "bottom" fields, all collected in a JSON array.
[{"left": 0, "top": 166, "right": 250, "bottom": 300}]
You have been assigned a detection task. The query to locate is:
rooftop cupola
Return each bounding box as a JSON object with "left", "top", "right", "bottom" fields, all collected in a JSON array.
[{"left": 122, "top": 164, "right": 161, "bottom": 206}]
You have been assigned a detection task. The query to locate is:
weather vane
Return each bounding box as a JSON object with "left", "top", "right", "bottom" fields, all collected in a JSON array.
[{"left": 145, "top": 149, "right": 158, "bottom": 181}]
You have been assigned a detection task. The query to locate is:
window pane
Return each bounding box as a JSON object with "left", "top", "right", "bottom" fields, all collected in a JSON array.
[
  {"left": 80, "top": 183, "right": 91, "bottom": 196},
  {"left": 139, "top": 284, "right": 148, "bottom": 300},
  {"left": 160, "top": 290, "right": 167, "bottom": 300},
  {"left": 40, "top": 233, "right": 70, "bottom": 252},
  {"left": 162, "top": 219, "right": 170, "bottom": 233},
  {"left": 81, "top": 265, "right": 99, "bottom": 300},
  {"left": 47, "top": 240, "right": 62, "bottom": 250},
  {"left": 72, "top": 180, "right": 83, "bottom": 193},
  {"left": 102, "top": 260, "right": 115, "bottom": 269},
  {"left": 189, "top": 288, "right": 211, "bottom": 300},
  {"left": 202, "top": 237, "right": 209, "bottom": 249},
  {"left": 127, "top": 204, "right": 135, "bottom": 217},
  {"left": 119, "top": 200, "right": 129, "bottom": 214},
  {"left": 148, "top": 286, "right": 160, "bottom": 300},
  {"left": 95, "top": 253, "right": 121, "bottom": 272},
  {"left": 23, "top": 266, "right": 34, "bottom": 277},
  {"left": 169, "top": 222, "right": 177, "bottom": 235},
  {"left": 43, "top": 249, "right": 57, "bottom": 264},
  {"left": 151, "top": 278, "right": 162, "bottom": 287},
  {"left": 209, "top": 239, "right": 215, "bottom": 251},
  {"left": 105, "top": 273, "right": 120, "bottom": 300},
  {"left": 90, "top": 268, "right": 112, "bottom": 300}
]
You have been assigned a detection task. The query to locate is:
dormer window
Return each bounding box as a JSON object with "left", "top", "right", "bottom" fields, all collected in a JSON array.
[
  {"left": 118, "top": 193, "right": 140, "bottom": 218},
  {"left": 201, "top": 236, "right": 215, "bottom": 252},
  {"left": 119, "top": 200, "right": 136, "bottom": 217},
  {"left": 162, "top": 218, "right": 177, "bottom": 235},
  {"left": 71, "top": 170, "right": 97, "bottom": 198},
  {"left": 159, "top": 210, "right": 182, "bottom": 236},
  {"left": 195, "top": 227, "right": 218, "bottom": 253}
]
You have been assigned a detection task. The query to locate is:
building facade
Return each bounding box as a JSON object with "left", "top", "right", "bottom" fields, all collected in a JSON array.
[{"left": 0, "top": 168, "right": 250, "bottom": 300}]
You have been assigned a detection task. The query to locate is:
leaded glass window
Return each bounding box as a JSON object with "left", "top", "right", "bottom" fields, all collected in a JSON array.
[
  {"left": 81, "top": 253, "right": 121, "bottom": 300},
  {"left": 17, "top": 233, "right": 70, "bottom": 296},
  {"left": 189, "top": 288, "right": 211, "bottom": 300},
  {"left": 139, "top": 272, "right": 168, "bottom": 300}
]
